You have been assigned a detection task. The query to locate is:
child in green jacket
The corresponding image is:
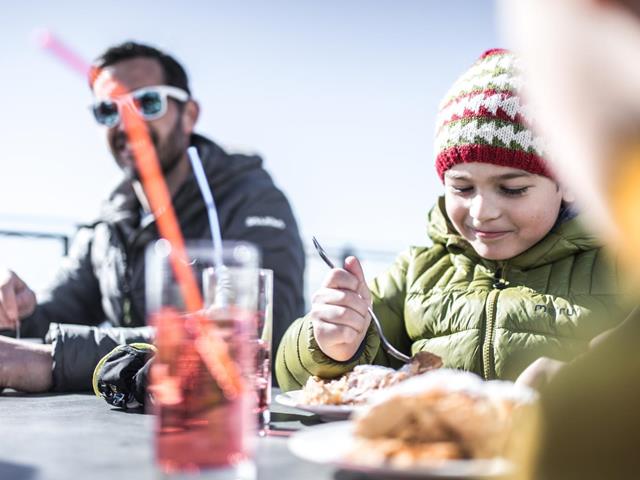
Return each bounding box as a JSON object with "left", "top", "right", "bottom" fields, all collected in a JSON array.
[{"left": 276, "top": 49, "right": 627, "bottom": 391}]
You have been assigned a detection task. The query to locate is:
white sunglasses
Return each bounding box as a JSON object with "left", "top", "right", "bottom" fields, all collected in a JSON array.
[{"left": 91, "top": 85, "right": 189, "bottom": 127}]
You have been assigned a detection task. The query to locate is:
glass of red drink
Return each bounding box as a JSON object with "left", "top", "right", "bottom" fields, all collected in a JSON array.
[{"left": 146, "top": 240, "right": 260, "bottom": 479}]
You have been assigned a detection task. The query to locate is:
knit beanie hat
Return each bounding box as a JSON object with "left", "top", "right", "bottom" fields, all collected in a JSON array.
[{"left": 434, "top": 48, "right": 553, "bottom": 181}]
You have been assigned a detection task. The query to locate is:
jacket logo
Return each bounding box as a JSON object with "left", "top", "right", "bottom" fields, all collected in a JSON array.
[
  {"left": 245, "top": 216, "right": 286, "bottom": 230},
  {"left": 534, "top": 304, "right": 578, "bottom": 316}
]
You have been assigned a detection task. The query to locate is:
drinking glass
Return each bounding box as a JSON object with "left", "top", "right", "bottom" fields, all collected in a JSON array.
[
  {"left": 255, "top": 269, "right": 273, "bottom": 436},
  {"left": 146, "top": 239, "right": 260, "bottom": 479}
]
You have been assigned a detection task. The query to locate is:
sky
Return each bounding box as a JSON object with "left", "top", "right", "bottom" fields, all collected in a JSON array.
[{"left": 0, "top": 0, "right": 501, "bottom": 291}]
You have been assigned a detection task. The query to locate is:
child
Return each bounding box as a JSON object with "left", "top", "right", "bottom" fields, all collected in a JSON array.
[{"left": 276, "top": 49, "right": 627, "bottom": 391}]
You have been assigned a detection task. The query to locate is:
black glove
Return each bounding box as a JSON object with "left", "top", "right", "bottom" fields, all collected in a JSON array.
[{"left": 92, "top": 343, "right": 156, "bottom": 410}]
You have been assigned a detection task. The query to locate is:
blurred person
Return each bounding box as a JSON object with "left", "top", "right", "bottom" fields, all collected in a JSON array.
[
  {"left": 275, "top": 49, "right": 629, "bottom": 391},
  {"left": 498, "top": 0, "right": 640, "bottom": 478},
  {"left": 0, "top": 41, "right": 305, "bottom": 393}
]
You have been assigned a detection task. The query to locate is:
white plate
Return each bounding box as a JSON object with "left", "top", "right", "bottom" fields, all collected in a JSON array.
[
  {"left": 274, "top": 390, "right": 357, "bottom": 421},
  {"left": 289, "top": 421, "right": 513, "bottom": 478}
]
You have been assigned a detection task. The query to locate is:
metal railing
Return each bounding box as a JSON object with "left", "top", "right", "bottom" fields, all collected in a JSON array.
[
  {"left": 0, "top": 229, "right": 70, "bottom": 255},
  {"left": 0, "top": 228, "right": 397, "bottom": 266},
  {"left": 0, "top": 228, "right": 398, "bottom": 304}
]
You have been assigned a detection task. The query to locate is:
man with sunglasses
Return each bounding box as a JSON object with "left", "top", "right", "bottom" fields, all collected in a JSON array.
[{"left": 0, "top": 41, "right": 305, "bottom": 393}]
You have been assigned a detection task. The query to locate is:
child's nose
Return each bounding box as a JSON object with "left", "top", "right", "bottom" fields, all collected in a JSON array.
[{"left": 469, "top": 194, "right": 500, "bottom": 222}]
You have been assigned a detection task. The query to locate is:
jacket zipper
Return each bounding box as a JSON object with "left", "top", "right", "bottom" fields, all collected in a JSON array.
[
  {"left": 124, "top": 223, "right": 155, "bottom": 325},
  {"left": 113, "top": 220, "right": 150, "bottom": 326},
  {"left": 482, "top": 263, "right": 508, "bottom": 380}
]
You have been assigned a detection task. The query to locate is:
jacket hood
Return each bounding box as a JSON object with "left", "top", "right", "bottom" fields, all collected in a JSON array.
[{"left": 427, "top": 196, "right": 602, "bottom": 270}]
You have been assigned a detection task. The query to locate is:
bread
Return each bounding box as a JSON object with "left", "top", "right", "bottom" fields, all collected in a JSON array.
[{"left": 347, "top": 369, "right": 537, "bottom": 466}]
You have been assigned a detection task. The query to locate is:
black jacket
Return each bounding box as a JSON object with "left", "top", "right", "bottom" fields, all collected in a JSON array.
[{"left": 22, "top": 134, "right": 305, "bottom": 390}]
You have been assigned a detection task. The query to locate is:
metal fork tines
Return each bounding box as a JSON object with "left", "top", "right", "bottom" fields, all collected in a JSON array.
[{"left": 311, "top": 236, "right": 411, "bottom": 364}]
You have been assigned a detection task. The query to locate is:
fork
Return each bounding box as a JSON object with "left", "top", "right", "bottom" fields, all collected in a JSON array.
[{"left": 312, "top": 236, "right": 411, "bottom": 364}]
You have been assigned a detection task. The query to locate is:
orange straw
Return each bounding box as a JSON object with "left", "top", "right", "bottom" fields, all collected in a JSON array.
[{"left": 39, "top": 31, "right": 244, "bottom": 397}]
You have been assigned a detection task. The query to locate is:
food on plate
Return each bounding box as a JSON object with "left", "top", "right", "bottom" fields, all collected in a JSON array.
[
  {"left": 346, "top": 370, "right": 537, "bottom": 467},
  {"left": 302, "top": 365, "right": 408, "bottom": 406},
  {"left": 301, "top": 352, "right": 442, "bottom": 406}
]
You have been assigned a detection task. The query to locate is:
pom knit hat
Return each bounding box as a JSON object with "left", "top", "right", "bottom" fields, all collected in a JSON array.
[{"left": 434, "top": 49, "right": 553, "bottom": 181}]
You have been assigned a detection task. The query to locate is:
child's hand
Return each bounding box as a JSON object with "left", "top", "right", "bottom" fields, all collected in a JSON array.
[{"left": 310, "top": 256, "right": 372, "bottom": 361}]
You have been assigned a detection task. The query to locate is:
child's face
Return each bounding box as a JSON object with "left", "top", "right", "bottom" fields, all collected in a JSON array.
[{"left": 444, "top": 163, "right": 566, "bottom": 260}]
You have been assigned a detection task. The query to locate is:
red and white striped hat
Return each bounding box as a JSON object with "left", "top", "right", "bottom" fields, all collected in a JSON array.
[{"left": 435, "top": 49, "right": 554, "bottom": 181}]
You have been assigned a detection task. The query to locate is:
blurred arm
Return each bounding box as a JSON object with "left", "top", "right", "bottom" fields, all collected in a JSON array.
[{"left": 21, "top": 228, "right": 105, "bottom": 338}]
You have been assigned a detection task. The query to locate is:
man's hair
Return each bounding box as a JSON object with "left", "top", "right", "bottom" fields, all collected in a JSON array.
[{"left": 89, "top": 41, "right": 191, "bottom": 95}]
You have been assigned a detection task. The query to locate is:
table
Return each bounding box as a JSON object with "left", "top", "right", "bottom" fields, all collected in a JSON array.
[{"left": 0, "top": 390, "right": 365, "bottom": 480}]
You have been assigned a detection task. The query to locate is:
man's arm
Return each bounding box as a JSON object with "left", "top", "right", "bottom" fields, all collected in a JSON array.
[
  {"left": 21, "top": 227, "right": 105, "bottom": 338},
  {"left": 47, "top": 323, "right": 155, "bottom": 391},
  {"left": 0, "top": 325, "right": 155, "bottom": 394},
  {"left": 0, "top": 336, "right": 53, "bottom": 393}
]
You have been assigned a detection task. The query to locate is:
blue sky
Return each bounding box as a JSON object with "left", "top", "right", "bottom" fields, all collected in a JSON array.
[{"left": 0, "top": 0, "right": 500, "bottom": 289}]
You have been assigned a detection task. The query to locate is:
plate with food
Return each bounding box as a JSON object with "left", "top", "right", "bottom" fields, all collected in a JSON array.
[
  {"left": 289, "top": 422, "right": 512, "bottom": 478},
  {"left": 288, "top": 369, "right": 537, "bottom": 478},
  {"left": 275, "top": 390, "right": 357, "bottom": 420},
  {"left": 276, "top": 352, "right": 443, "bottom": 421}
]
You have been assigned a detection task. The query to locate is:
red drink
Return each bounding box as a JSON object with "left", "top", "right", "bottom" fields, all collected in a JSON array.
[{"left": 151, "top": 307, "right": 256, "bottom": 475}]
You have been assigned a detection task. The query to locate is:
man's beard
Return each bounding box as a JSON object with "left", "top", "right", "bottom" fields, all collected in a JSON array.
[{"left": 122, "top": 117, "right": 188, "bottom": 182}]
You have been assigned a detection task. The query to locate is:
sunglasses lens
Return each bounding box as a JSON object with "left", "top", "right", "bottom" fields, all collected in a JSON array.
[
  {"left": 93, "top": 101, "right": 119, "bottom": 127},
  {"left": 134, "top": 91, "right": 164, "bottom": 119}
]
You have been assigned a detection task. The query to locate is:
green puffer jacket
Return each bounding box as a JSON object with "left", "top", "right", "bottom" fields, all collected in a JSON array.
[{"left": 276, "top": 197, "right": 627, "bottom": 391}]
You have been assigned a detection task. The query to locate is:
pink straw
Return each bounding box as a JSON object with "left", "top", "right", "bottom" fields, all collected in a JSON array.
[{"left": 34, "top": 29, "right": 91, "bottom": 76}]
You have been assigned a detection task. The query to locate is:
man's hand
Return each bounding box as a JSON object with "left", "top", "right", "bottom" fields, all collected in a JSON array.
[
  {"left": 0, "top": 336, "right": 53, "bottom": 393},
  {"left": 0, "top": 269, "right": 36, "bottom": 330},
  {"left": 311, "top": 256, "right": 372, "bottom": 362},
  {"left": 516, "top": 356, "right": 566, "bottom": 391}
]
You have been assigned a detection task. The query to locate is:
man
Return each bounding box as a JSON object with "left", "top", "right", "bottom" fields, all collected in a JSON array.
[{"left": 0, "top": 41, "right": 305, "bottom": 392}]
